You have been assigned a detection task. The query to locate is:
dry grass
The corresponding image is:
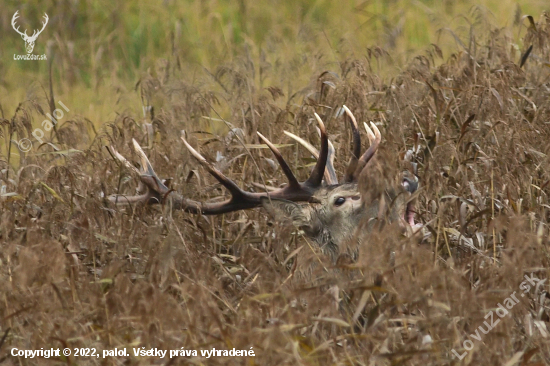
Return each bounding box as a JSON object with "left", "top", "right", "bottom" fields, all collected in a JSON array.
[{"left": 2, "top": 4, "right": 550, "bottom": 366}]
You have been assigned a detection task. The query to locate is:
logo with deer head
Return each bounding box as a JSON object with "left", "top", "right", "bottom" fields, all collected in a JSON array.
[{"left": 11, "top": 11, "right": 49, "bottom": 54}]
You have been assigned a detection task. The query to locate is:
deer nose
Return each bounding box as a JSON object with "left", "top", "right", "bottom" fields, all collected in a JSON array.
[{"left": 402, "top": 177, "right": 418, "bottom": 193}]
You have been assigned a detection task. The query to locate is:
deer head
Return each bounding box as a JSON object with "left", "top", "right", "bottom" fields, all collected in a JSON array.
[
  {"left": 12, "top": 11, "right": 49, "bottom": 54},
  {"left": 108, "top": 107, "right": 419, "bottom": 261}
]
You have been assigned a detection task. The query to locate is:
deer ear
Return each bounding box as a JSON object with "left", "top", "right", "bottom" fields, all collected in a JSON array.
[{"left": 260, "top": 197, "right": 319, "bottom": 233}]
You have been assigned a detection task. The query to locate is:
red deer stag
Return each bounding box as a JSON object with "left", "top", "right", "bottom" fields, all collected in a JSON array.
[{"left": 108, "top": 107, "right": 419, "bottom": 260}]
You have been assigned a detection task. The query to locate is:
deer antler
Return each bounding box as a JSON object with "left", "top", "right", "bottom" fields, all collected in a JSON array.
[
  {"left": 29, "top": 13, "right": 49, "bottom": 40},
  {"left": 11, "top": 11, "right": 28, "bottom": 38},
  {"left": 342, "top": 106, "right": 381, "bottom": 182},
  {"left": 283, "top": 127, "right": 337, "bottom": 185},
  {"left": 11, "top": 11, "right": 48, "bottom": 40},
  {"left": 284, "top": 105, "right": 381, "bottom": 184},
  {"left": 109, "top": 113, "right": 329, "bottom": 214}
]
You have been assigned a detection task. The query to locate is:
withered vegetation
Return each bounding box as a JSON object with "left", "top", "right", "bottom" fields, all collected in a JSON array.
[{"left": 2, "top": 13, "right": 550, "bottom": 366}]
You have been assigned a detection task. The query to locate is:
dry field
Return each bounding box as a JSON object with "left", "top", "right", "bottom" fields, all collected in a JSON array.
[{"left": 2, "top": 2, "right": 550, "bottom": 365}]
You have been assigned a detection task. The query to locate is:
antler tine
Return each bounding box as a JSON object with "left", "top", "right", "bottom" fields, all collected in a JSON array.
[
  {"left": 180, "top": 134, "right": 245, "bottom": 198},
  {"left": 108, "top": 145, "right": 141, "bottom": 175},
  {"left": 352, "top": 121, "right": 382, "bottom": 180},
  {"left": 326, "top": 139, "right": 338, "bottom": 185},
  {"left": 283, "top": 114, "right": 332, "bottom": 184},
  {"left": 38, "top": 13, "right": 48, "bottom": 33},
  {"left": 132, "top": 139, "right": 157, "bottom": 176},
  {"left": 283, "top": 128, "right": 337, "bottom": 185},
  {"left": 283, "top": 130, "right": 317, "bottom": 155},
  {"left": 305, "top": 113, "right": 328, "bottom": 187},
  {"left": 363, "top": 122, "right": 376, "bottom": 144},
  {"left": 343, "top": 105, "right": 361, "bottom": 183},
  {"left": 130, "top": 141, "right": 172, "bottom": 198},
  {"left": 313, "top": 125, "right": 337, "bottom": 185},
  {"left": 108, "top": 141, "right": 170, "bottom": 205},
  {"left": 343, "top": 106, "right": 361, "bottom": 157},
  {"left": 256, "top": 132, "right": 301, "bottom": 189}
]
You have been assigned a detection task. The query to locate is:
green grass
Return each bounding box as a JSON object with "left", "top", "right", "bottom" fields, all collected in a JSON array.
[{"left": 2, "top": 0, "right": 548, "bottom": 122}]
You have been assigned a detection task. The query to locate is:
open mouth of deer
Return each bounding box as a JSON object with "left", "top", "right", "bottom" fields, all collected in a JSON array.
[
  {"left": 405, "top": 201, "right": 416, "bottom": 226},
  {"left": 401, "top": 177, "right": 422, "bottom": 232},
  {"left": 402, "top": 176, "right": 419, "bottom": 229}
]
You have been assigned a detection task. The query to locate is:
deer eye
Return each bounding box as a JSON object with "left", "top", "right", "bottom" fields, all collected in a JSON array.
[{"left": 334, "top": 197, "right": 346, "bottom": 206}]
